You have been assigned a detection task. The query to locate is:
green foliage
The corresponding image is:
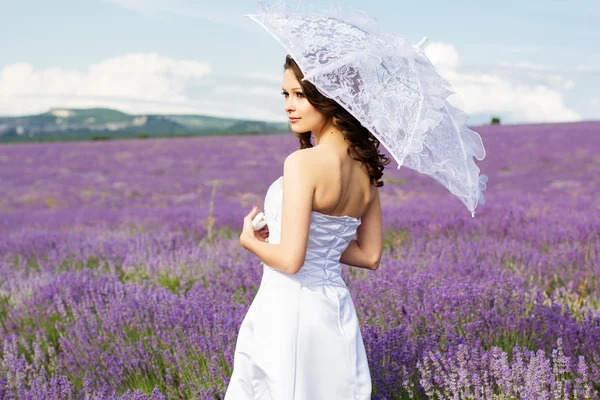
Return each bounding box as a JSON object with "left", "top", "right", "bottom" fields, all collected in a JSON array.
[
  {"left": 92, "top": 135, "right": 112, "bottom": 141},
  {"left": 0, "top": 293, "right": 11, "bottom": 331},
  {"left": 156, "top": 274, "right": 196, "bottom": 295},
  {"left": 118, "top": 266, "right": 150, "bottom": 284},
  {"left": 58, "top": 255, "right": 111, "bottom": 274},
  {"left": 0, "top": 107, "right": 291, "bottom": 144},
  {"left": 382, "top": 228, "right": 412, "bottom": 257},
  {"left": 384, "top": 177, "right": 405, "bottom": 185}
]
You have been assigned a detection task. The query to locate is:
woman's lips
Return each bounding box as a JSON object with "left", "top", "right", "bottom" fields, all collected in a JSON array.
[{"left": 289, "top": 117, "right": 300, "bottom": 123}]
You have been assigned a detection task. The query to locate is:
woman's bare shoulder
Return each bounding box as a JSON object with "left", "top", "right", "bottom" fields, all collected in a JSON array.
[
  {"left": 282, "top": 148, "right": 329, "bottom": 192},
  {"left": 287, "top": 146, "right": 335, "bottom": 170},
  {"left": 282, "top": 148, "right": 322, "bottom": 183}
]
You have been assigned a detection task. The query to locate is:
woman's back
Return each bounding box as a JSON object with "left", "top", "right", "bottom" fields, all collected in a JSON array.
[
  {"left": 289, "top": 145, "right": 383, "bottom": 273},
  {"left": 290, "top": 144, "right": 376, "bottom": 220}
]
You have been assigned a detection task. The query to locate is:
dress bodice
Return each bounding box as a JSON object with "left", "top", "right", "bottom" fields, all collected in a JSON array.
[{"left": 262, "top": 176, "right": 361, "bottom": 288}]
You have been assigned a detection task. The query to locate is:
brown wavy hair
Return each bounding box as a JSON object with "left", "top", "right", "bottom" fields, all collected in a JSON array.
[{"left": 284, "top": 55, "right": 391, "bottom": 187}]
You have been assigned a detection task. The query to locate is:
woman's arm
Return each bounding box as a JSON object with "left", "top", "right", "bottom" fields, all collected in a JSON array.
[
  {"left": 240, "top": 238, "right": 296, "bottom": 274},
  {"left": 340, "top": 239, "right": 378, "bottom": 270},
  {"left": 240, "top": 150, "right": 315, "bottom": 274},
  {"left": 341, "top": 186, "right": 383, "bottom": 270}
]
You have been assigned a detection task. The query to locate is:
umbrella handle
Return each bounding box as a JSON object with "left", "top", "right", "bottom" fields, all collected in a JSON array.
[{"left": 415, "top": 36, "right": 428, "bottom": 50}]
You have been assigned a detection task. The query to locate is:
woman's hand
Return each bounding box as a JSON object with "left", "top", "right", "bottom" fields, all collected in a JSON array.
[{"left": 240, "top": 205, "right": 269, "bottom": 250}]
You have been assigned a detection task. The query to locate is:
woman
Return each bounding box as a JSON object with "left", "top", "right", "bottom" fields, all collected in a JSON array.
[{"left": 224, "top": 55, "right": 388, "bottom": 400}]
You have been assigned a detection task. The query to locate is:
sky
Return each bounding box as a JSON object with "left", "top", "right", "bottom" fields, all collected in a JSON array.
[{"left": 1, "top": 0, "right": 599, "bottom": 125}]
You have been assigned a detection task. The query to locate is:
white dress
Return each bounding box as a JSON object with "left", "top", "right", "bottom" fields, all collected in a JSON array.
[{"left": 224, "top": 176, "right": 372, "bottom": 400}]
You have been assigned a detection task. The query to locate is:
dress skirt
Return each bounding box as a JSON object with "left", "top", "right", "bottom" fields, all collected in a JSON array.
[{"left": 224, "top": 265, "right": 372, "bottom": 399}]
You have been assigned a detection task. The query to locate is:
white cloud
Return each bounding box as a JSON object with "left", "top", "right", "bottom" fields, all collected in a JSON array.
[
  {"left": 0, "top": 53, "right": 210, "bottom": 101},
  {"left": 498, "top": 61, "right": 558, "bottom": 71},
  {"left": 423, "top": 43, "right": 581, "bottom": 123},
  {"left": 575, "top": 65, "right": 600, "bottom": 72},
  {"left": 213, "top": 85, "right": 280, "bottom": 97},
  {"left": 518, "top": 71, "right": 576, "bottom": 91},
  {"left": 245, "top": 72, "right": 282, "bottom": 85},
  {"left": 422, "top": 43, "right": 460, "bottom": 70},
  {"left": 563, "top": 79, "right": 575, "bottom": 90},
  {"left": 0, "top": 53, "right": 286, "bottom": 121}
]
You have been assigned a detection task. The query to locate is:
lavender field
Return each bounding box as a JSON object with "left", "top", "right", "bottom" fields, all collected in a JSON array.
[{"left": 0, "top": 121, "right": 599, "bottom": 399}]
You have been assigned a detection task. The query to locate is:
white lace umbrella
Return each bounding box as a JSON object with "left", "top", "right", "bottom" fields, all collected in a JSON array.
[{"left": 245, "top": 0, "right": 488, "bottom": 217}]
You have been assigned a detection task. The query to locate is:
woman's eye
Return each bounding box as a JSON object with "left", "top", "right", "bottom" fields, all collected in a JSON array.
[{"left": 281, "top": 92, "right": 304, "bottom": 97}]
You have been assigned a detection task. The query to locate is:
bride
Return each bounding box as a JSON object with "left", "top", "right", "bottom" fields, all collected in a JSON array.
[{"left": 224, "top": 55, "right": 387, "bottom": 400}]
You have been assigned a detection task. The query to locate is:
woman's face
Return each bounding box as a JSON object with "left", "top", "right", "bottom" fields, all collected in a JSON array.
[{"left": 282, "top": 68, "right": 327, "bottom": 134}]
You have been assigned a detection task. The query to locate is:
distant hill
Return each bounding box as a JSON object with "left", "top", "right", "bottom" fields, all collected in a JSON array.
[{"left": 0, "top": 108, "right": 290, "bottom": 142}]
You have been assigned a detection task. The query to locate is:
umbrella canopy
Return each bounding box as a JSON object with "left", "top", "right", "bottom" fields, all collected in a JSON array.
[{"left": 245, "top": 1, "right": 488, "bottom": 217}]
